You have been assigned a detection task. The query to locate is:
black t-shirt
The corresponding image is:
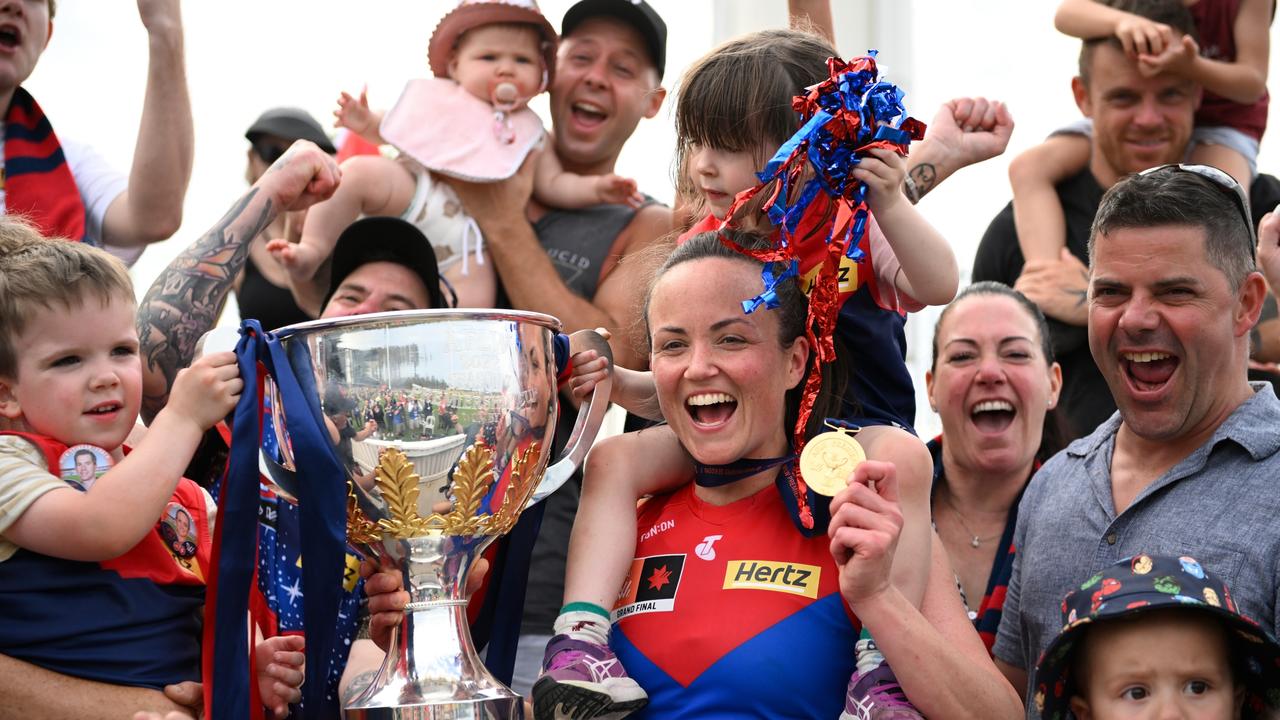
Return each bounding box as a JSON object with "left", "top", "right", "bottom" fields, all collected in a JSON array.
[{"left": 972, "top": 170, "right": 1280, "bottom": 440}]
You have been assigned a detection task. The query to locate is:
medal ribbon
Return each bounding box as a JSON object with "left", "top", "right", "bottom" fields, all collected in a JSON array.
[
  {"left": 206, "top": 320, "right": 348, "bottom": 719},
  {"left": 693, "top": 454, "right": 797, "bottom": 487},
  {"left": 712, "top": 52, "right": 925, "bottom": 531}
]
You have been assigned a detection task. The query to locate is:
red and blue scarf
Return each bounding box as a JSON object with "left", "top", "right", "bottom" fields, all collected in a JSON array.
[{"left": 4, "top": 87, "right": 85, "bottom": 242}]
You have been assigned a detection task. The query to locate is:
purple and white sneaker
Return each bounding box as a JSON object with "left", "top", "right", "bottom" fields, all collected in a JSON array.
[
  {"left": 839, "top": 662, "right": 926, "bottom": 720},
  {"left": 532, "top": 635, "right": 648, "bottom": 720}
]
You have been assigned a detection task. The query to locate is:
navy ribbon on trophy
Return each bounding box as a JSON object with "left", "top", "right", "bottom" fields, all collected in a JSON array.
[{"left": 203, "top": 320, "right": 348, "bottom": 719}]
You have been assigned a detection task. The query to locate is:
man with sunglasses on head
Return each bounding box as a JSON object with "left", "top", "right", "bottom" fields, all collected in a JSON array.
[
  {"left": 972, "top": 0, "right": 1280, "bottom": 439},
  {"left": 991, "top": 163, "right": 1280, "bottom": 716}
]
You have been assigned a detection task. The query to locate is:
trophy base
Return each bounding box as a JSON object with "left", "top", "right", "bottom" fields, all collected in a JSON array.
[{"left": 344, "top": 695, "right": 523, "bottom": 720}]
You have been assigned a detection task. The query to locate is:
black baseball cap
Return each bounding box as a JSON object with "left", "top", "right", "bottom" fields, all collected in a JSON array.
[
  {"left": 323, "top": 217, "right": 448, "bottom": 311},
  {"left": 562, "top": 0, "right": 667, "bottom": 80},
  {"left": 245, "top": 107, "right": 337, "bottom": 154}
]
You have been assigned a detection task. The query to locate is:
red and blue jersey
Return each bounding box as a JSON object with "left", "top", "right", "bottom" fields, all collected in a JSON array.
[
  {"left": 611, "top": 481, "right": 859, "bottom": 718},
  {"left": 0, "top": 432, "right": 210, "bottom": 689}
]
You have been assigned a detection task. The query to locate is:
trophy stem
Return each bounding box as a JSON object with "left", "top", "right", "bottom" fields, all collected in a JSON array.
[{"left": 345, "top": 537, "right": 522, "bottom": 720}]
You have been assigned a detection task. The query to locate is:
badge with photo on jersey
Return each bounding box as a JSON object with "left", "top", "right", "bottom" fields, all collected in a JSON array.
[
  {"left": 58, "top": 444, "right": 112, "bottom": 492},
  {"left": 612, "top": 554, "right": 685, "bottom": 622},
  {"left": 158, "top": 502, "right": 199, "bottom": 561}
]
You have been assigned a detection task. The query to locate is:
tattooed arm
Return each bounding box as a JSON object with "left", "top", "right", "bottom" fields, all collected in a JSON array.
[
  {"left": 903, "top": 97, "right": 1013, "bottom": 204},
  {"left": 1013, "top": 249, "right": 1090, "bottom": 327},
  {"left": 136, "top": 141, "right": 341, "bottom": 423}
]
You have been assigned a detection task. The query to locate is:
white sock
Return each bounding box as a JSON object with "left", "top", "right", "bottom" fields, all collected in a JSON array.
[{"left": 553, "top": 604, "right": 611, "bottom": 646}]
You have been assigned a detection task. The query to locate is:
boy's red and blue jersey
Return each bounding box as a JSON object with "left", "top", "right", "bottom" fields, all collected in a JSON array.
[
  {"left": 0, "top": 432, "right": 210, "bottom": 689},
  {"left": 611, "top": 481, "right": 859, "bottom": 718}
]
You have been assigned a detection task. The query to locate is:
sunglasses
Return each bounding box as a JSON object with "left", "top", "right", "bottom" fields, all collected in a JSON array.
[
  {"left": 1136, "top": 163, "right": 1256, "bottom": 246},
  {"left": 252, "top": 139, "right": 290, "bottom": 165}
]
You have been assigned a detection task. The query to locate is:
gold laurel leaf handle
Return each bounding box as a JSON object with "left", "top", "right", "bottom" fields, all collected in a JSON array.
[
  {"left": 491, "top": 442, "right": 541, "bottom": 535},
  {"left": 346, "top": 480, "right": 382, "bottom": 546},
  {"left": 445, "top": 441, "right": 496, "bottom": 535},
  {"left": 374, "top": 447, "right": 425, "bottom": 539}
]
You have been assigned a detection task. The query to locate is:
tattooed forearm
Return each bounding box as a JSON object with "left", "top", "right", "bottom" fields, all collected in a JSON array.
[
  {"left": 904, "top": 163, "right": 937, "bottom": 204},
  {"left": 136, "top": 188, "right": 276, "bottom": 422},
  {"left": 342, "top": 670, "right": 378, "bottom": 705},
  {"left": 1067, "top": 268, "right": 1089, "bottom": 307}
]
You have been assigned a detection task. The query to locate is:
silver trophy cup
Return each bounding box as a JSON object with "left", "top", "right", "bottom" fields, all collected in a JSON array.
[{"left": 256, "top": 310, "right": 611, "bottom": 719}]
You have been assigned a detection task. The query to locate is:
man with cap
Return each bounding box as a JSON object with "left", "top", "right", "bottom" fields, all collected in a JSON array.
[
  {"left": 439, "top": 0, "right": 670, "bottom": 695},
  {"left": 236, "top": 107, "right": 339, "bottom": 330},
  {"left": 446, "top": 0, "right": 669, "bottom": 371},
  {"left": 0, "top": 0, "right": 193, "bottom": 266},
  {"left": 321, "top": 216, "right": 449, "bottom": 315}
]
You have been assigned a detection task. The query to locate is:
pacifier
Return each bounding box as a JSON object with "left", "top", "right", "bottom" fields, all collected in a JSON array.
[
  {"left": 491, "top": 82, "right": 520, "bottom": 112},
  {"left": 491, "top": 82, "right": 520, "bottom": 144}
]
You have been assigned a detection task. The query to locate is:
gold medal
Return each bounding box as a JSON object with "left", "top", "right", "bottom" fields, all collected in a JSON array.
[{"left": 799, "top": 422, "right": 866, "bottom": 496}]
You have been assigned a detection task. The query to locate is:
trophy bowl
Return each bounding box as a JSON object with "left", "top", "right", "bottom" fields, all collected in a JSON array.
[{"left": 259, "top": 309, "right": 611, "bottom": 719}]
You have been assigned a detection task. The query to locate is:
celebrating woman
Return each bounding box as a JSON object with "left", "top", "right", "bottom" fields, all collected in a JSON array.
[
  {"left": 925, "top": 283, "right": 1064, "bottom": 651},
  {"left": 601, "top": 233, "right": 1021, "bottom": 718}
]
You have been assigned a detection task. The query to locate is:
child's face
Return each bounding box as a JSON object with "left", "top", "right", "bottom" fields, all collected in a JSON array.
[
  {"left": 0, "top": 294, "right": 141, "bottom": 453},
  {"left": 687, "top": 143, "right": 764, "bottom": 221},
  {"left": 449, "top": 24, "right": 544, "bottom": 108},
  {"left": 1070, "top": 611, "right": 1243, "bottom": 720}
]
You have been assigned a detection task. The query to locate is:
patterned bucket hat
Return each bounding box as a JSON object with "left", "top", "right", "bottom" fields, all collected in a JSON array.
[{"left": 1033, "top": 554, "right": 1280, "bottom": 720}]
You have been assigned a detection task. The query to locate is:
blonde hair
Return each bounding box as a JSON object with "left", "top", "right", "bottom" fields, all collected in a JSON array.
[{"left": 0, "top": 216, "right": 134, "bottom": 378}]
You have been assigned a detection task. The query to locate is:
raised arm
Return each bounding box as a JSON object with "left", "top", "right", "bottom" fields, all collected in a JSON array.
[
  {"left": 448, "top": 155, "right": 673, "bottom": 370},
  {"left": 1140, "top": 0, "right": 1270, "bottom": 104},
  {"left": 903, "top": 97, "right": 1014, "bottom": 205},
  {"left": 787, "top": 0, "right": 835, "bottom": 43},
  {"left": 136, "top": 141, "right": 340, "bottom": 422},
  {"left": 1055, "top": 0, "right": 1174, "bottom": 55},
  {"left": 100, "top": 0, "right": 193, "bottom": 248},
  {"left": 855, "top": 147, "right": 958, "bottom": 306}
]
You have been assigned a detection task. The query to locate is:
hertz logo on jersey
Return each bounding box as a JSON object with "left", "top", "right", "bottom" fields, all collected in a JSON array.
[
  {"left": 722, "top": 560, "right": 821, "bottom": 599},
  {"left": 800, "top": 254, "right": 859, "bottom": 299}
]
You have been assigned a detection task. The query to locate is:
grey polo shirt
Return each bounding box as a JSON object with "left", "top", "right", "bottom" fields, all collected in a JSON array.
[{"left": 993, "top": 382, "right": 1280, "bottom": 715}]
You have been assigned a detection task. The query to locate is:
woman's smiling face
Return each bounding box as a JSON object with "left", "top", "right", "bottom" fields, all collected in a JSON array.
[
  {"left": 927, "top": 293, "right": 1061, "bottom": 476},
  {"left": 648, "top": 256, "right": 808, "bottom": 466}
]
